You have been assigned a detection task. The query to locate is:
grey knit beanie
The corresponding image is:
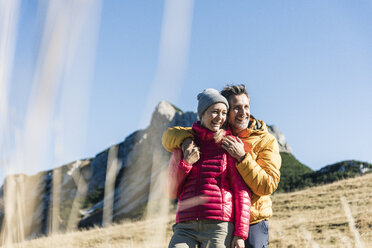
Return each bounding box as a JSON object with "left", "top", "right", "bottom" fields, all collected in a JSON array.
[{"left": 197, "top": 88, "right": 229, "bottom": 119}]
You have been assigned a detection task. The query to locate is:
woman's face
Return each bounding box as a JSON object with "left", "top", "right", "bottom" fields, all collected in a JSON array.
[{"left": 201, "top": 103, "right": 228, "bottom": 132}]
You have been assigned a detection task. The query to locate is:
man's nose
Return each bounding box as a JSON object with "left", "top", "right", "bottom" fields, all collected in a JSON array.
[{"left": 238, "top": 108, "right": 245, "bottom": 115}]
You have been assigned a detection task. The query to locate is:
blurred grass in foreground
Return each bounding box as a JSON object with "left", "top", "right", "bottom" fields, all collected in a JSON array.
[{"left": 13, "top": 173, "right": 372, "bottom": 248}]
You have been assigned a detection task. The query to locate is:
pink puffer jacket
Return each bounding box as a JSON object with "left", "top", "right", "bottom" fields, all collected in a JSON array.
[{"left": 167, "top": 122, "right": 251, "bottom": 239}]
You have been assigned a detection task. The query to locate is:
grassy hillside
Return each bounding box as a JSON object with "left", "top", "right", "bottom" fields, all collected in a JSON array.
[
  {"left": 276, "top": 152, "right": 313, "bottom": 192},
  {"left": 299, "top": 160, "right": 372, "bottom": 188},
  {"left": 277, "top": 154, "right": 372, "bottom": 193},
  {"left": 270, "top": 171, "right": 372, "bottom": 247},
  {"left": 14, "top": 173, "right": 372, "bottom": 247}
]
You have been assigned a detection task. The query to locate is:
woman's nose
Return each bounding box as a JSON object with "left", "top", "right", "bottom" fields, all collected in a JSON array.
[{"left": 216, "top": 112, "right": 224, "bottom": 119}]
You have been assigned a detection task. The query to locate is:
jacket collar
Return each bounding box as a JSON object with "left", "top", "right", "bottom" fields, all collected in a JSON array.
[
  {"left": 248, "top": 115, "right": 262, "bottom": 130},
  {"left": 234, "top": 115, "right": 267, "bottom": 139}
]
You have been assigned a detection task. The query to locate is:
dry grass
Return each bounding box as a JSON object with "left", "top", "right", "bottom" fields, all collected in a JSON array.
[
  {"left": 6, "top": 173, "right": 372, "bottom": 247},
  {"left": 270, "top": 173, "right": 372, "bottom": 247},
  {"left": 8, "top": 217, "right": 175, "bottom": 248}
]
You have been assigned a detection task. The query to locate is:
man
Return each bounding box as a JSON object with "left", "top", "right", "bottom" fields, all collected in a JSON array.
[{"left": 162, "top": 84, "right": 281, "bottom": 248}]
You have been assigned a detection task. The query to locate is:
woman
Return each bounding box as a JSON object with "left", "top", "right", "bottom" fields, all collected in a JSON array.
[{"left": 166, "top": 88, "right": 251, "bottom": 248}]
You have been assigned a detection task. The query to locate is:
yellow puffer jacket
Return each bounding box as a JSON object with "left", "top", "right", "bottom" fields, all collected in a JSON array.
[{"left": 161, "top": 116, "right": 281, "bottom": 224}]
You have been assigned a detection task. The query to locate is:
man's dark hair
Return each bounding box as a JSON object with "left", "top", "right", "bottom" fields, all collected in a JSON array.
[{"left": 220, "top": 84, "right": 250, "bottom": 103}]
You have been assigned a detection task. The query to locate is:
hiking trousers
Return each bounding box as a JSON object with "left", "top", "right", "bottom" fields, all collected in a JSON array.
[
  {"left": 245, "top": 220, "right": 269, "bottom": 248},
  {"left": 168, "top": 220, "right": 234, "bottom": 248}
]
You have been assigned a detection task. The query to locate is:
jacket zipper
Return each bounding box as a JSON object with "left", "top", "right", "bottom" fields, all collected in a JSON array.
[{"left": 196, "top": 161, "right": 200, "bottom": 221}]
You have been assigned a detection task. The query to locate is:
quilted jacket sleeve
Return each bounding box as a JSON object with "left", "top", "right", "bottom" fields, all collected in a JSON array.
[
  {"left": 236, "top": 134, "right": 281, "bottom": 196},
  {"left": 228, "top": 155, "right": 251, "bottom": 240},
  {"left": 161, "top": 126, "right": 194, "bottom": 152},
  {"left": 166, "top": 149, "right": 193, "bottom": 199}
]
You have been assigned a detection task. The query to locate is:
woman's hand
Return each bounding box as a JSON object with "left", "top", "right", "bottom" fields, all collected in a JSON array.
[
  {"left": 181, "top": 138, "right": 200, "bottom": 164},
  {"left": 231, "top": 236, "right": 245, "bottom": 248},
  {"left": 221, "top": 136, "right": 246, "bottom": 162}
]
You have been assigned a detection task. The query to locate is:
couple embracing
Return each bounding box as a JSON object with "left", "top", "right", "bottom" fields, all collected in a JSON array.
[{"left": 162, "top": 84, "right": 281, "bottom": 248}]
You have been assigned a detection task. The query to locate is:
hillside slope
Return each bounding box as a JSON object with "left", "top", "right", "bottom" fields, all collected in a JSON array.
[
  {"left": 18, "top": 173, "right": 372, "bottom": 247},
  {"left": 279, "top": 159, "right": 372, "bottom": 193},
  {"left": 276, "top": 152, "right": 312, "bottom": 192},
  {"left": 270, "top": 172, "right": 372, "bottom": 247}
]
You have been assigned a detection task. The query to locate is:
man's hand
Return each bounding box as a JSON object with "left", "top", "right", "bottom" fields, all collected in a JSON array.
[
  {"left": 181, "top": 138, "right": 200, "bottom": 164},
  {"left": 231, "top": 236, "right": 245, "bottom": 248},
  {"left": 221, "top": 136, "right": 246, "bottom": 162}
]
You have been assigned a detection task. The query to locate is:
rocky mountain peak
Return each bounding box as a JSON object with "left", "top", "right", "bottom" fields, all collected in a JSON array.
[
  {"left": 267, "top": 125, "right": 292, "bottom": 153},
  {"left": 150, "top": 101, "right": 178, "bottom": 128}
]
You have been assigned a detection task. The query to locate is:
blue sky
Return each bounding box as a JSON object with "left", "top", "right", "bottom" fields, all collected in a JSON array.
[{"left": 2, "top": 0, "right": 372, "bottom": 181}]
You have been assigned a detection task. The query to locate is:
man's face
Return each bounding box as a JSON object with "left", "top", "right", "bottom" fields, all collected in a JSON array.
[{"left": 227, "top": 94, "right": 250, "bottom": 134}]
